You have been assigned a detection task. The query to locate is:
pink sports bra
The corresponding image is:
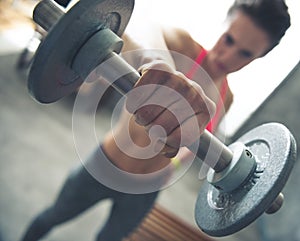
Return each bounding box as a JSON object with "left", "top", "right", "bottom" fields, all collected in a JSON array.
[{"left": 186, "top": 49, "right": 228, "bottom": 133}]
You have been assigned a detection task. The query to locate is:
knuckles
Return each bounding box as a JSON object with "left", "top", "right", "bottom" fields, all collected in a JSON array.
[{"left": 125, "top": 61, "right": 215, "bottom": 153}]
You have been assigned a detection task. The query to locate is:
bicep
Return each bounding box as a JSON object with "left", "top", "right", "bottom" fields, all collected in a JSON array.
[
  {"left": 121, "top": 24, "right": 175, "bottom": 69},
  {"left": 162, "top": 27, "right": 191, "bottom": 53}
]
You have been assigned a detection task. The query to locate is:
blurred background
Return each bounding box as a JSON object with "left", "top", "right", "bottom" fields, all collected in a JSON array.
[{"left": 0, "top": 0, "right": 299, "bottom": 240}]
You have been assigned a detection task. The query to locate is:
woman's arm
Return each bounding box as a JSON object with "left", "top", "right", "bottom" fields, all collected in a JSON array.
[{"left": 121, "top": 23, "right": 176, "bottom": 70}]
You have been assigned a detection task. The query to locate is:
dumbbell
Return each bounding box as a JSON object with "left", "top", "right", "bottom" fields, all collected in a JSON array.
[{"left": 29, "top": 0, "right": 297, "bottom": 237}]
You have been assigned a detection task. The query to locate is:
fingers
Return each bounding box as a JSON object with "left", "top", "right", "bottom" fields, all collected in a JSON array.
[
  {"left": 126, "top": 61, "right": 216, "bottom": 158},
  {"left": 126, "top": 61, "right": 176, "bottom": 115}
]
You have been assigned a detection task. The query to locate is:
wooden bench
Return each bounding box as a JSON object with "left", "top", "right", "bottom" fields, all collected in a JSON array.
[{"left": 123, "top": 204, "right": 215, "bottom": 241}]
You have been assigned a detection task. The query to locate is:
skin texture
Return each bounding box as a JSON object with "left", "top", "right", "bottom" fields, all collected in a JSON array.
[{"left": 102, "top": 11, "right": 271, "bottom": 174}]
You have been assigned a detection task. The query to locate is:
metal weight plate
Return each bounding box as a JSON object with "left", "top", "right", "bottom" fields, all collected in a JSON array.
[
  {"left": 28, "top": 0, "right": 134, "bottom": 103},
  {"left": 194, "top": 122, "right": 297, "bottom": 237}
]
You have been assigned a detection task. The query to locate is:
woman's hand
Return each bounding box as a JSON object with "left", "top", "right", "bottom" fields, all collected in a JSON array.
[{"left": 126, "top": 61, "right": 216, "bottom": 158}]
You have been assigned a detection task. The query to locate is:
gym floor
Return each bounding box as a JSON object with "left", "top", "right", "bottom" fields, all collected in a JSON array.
[{"left": 0, "top": 1, "right": 300, "bottom": 241}]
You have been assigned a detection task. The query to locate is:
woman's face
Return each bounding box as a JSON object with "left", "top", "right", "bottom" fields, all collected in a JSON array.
[{"left": 207, "top": 11, "right": 271, "bottom": 79}]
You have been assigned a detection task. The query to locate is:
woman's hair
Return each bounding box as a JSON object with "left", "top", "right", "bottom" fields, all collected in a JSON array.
[{"left": 228, "top": 0, "right": 291, "bottom": 55}]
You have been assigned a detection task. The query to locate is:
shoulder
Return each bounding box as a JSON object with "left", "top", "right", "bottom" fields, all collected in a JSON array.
[
  {"left": 163, "top": 27, "right": 191, "bottom": 44},
  {"left": 162, "top": 27, "right": 203, "bottom": 59}
]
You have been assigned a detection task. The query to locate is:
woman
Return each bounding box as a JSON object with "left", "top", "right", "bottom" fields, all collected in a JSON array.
[{"left": 20, "top": 0, "right": 290, "bottom": 240}]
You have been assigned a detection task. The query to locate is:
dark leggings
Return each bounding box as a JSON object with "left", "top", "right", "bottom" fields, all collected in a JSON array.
[{"left": 20, "top": 153, "right": 159, "bottom": 241}]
